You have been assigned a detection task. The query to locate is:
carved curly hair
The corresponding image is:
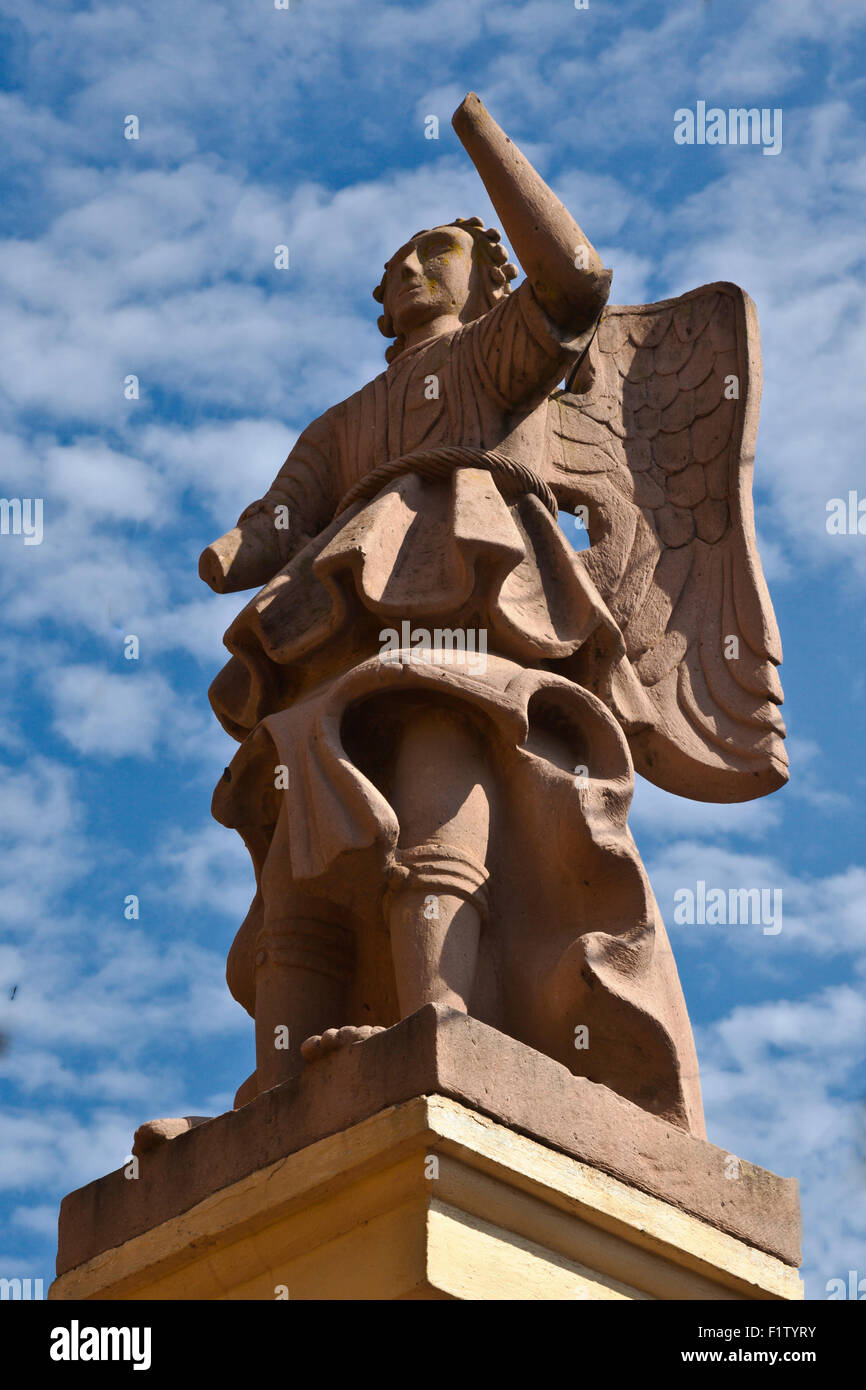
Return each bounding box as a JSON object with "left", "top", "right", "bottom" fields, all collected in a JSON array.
[{"left": 372, "top": 216, "right": 518, "bottom": 363}]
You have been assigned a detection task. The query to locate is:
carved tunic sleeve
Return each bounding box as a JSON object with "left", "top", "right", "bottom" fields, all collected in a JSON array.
[
  {"left": 238, "top": 411, "right": 339, "bottom": 567},
  {"left": 458, "top": 279, "right": 600, "bottom": 416}
]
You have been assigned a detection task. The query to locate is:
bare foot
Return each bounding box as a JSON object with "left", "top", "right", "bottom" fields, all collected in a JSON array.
[
  {"left": 132, "top": 1115, "right": 211, "bottom": 1158},
  {"left": 300, "top": 1025, "right": 386, "bottom": 1062}
]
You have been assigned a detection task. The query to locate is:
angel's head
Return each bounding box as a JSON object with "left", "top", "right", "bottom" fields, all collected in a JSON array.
[{"left": 373, "top": 217, "right": 518, "bottom": 363}]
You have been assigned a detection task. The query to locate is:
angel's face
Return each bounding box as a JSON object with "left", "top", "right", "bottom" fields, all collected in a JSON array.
[{"left": 383, "top": 225, "right": 478, "bottom": 337}]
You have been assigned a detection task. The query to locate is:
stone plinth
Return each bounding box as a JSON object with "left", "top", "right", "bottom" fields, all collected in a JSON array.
[{"left": 49, "top": 1006, "right": 802, "bottom": 1301}]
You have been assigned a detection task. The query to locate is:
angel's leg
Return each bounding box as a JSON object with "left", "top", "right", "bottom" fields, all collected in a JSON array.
[
  {"left": 385, "top": 705, "right": 493, "bottom": 1015},
  {"left": 247, "top": 882, "right": 355, "bottom": 1092},
  {"left": 300, "top": 700, "right": 495, "bottom": 1066}
]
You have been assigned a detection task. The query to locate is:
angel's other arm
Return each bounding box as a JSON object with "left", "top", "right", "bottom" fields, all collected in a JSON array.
[
  {"left": 199, "top": 415, "right": 337, "bottom": 593},
  {"left": 452, "top": 93, "right": 610, "bottom": 334}
]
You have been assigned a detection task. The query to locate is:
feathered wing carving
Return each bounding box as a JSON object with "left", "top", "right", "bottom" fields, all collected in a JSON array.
[{"left": 545, "top": 281, "right": 787, "bottom": 803}]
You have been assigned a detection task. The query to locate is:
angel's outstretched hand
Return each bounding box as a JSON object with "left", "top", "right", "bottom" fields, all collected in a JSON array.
[{"left": 199, "top": 509, "right": 283, "bottom": 594}]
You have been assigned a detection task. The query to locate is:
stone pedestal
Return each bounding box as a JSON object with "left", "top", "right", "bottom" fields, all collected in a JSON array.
[{"left": 49, "top": 1006, "right": 802, "bottom": 1301}]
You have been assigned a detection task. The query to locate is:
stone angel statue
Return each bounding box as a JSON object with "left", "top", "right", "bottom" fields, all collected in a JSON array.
[{"left": 195, "top": 94, "right": 785, "bottom": 1141}]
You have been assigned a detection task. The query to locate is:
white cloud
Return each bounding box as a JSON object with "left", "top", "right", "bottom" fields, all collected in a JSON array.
[
  {"left": 657, "top": 100, "right": 866, "bottom": 577},
  {"left": 137, "top": 417, "right": 295, "bottom": 525},
  {"left": 694, "top": 0, "right": 866, "bottom": 93},
  {"left": 0, "top": 760, "right": 86, "bottom": 927},
  {"left": 10, "top": 1203, "right": 60, "bottom": 1238},
  {"left": 0, "top": 1107, "right": 134, "bottom": 1192},
  {"left": 158, "top": 823, "right": 254, "bottom": 922},
  {"left": 2, "top": 923, "right": 238, "bottom": 1044},
  {"left": 648, "top": 839, "right": 866, "bottom": 960},
  {"left": 47, "top": 665, "right": 205, "bottom": 759},
  {"left": 42, "top": 440, "right": 166, "bottom": 522},
  {"left": 631, "top": 774, "right": 783, "bottom": 840},
  {"left": 0, "top": 517, "right": 169, "bottom": 635},
  {"left": 697, "top": 986, "right": 866, "bottom": 1296}
]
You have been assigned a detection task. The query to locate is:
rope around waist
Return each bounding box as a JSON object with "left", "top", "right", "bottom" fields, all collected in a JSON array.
[{"left": 333, "top": 445, "right": 558, "bottom": 520}]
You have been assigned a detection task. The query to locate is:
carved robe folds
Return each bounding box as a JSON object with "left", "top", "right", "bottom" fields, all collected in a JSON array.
[{"left": 208, "top": 279, "right": 707, "bottom": 1135}]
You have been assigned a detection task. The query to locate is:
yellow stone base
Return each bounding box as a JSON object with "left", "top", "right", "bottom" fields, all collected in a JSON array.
[{"left": 50, "top": 1095, "right": 802, "bottom": 1301}]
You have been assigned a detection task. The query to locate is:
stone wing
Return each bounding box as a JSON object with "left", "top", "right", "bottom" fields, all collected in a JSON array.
[{"left": 546, "top": 282, "right": 787, "bottom": 802}]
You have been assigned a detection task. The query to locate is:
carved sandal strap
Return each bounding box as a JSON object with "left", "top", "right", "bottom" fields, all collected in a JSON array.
[{"left": 333, "top": 445, "right": 558, "bottom": 519}]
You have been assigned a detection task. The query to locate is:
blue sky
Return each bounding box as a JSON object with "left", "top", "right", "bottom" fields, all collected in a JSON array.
[{"left": 1, "top": 0, "right": 865, "bottom": 1299}]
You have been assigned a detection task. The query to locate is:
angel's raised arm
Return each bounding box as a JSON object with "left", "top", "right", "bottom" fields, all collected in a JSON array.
[{"left": 452, "top": 93, "right": 610, "bottom": 333}]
